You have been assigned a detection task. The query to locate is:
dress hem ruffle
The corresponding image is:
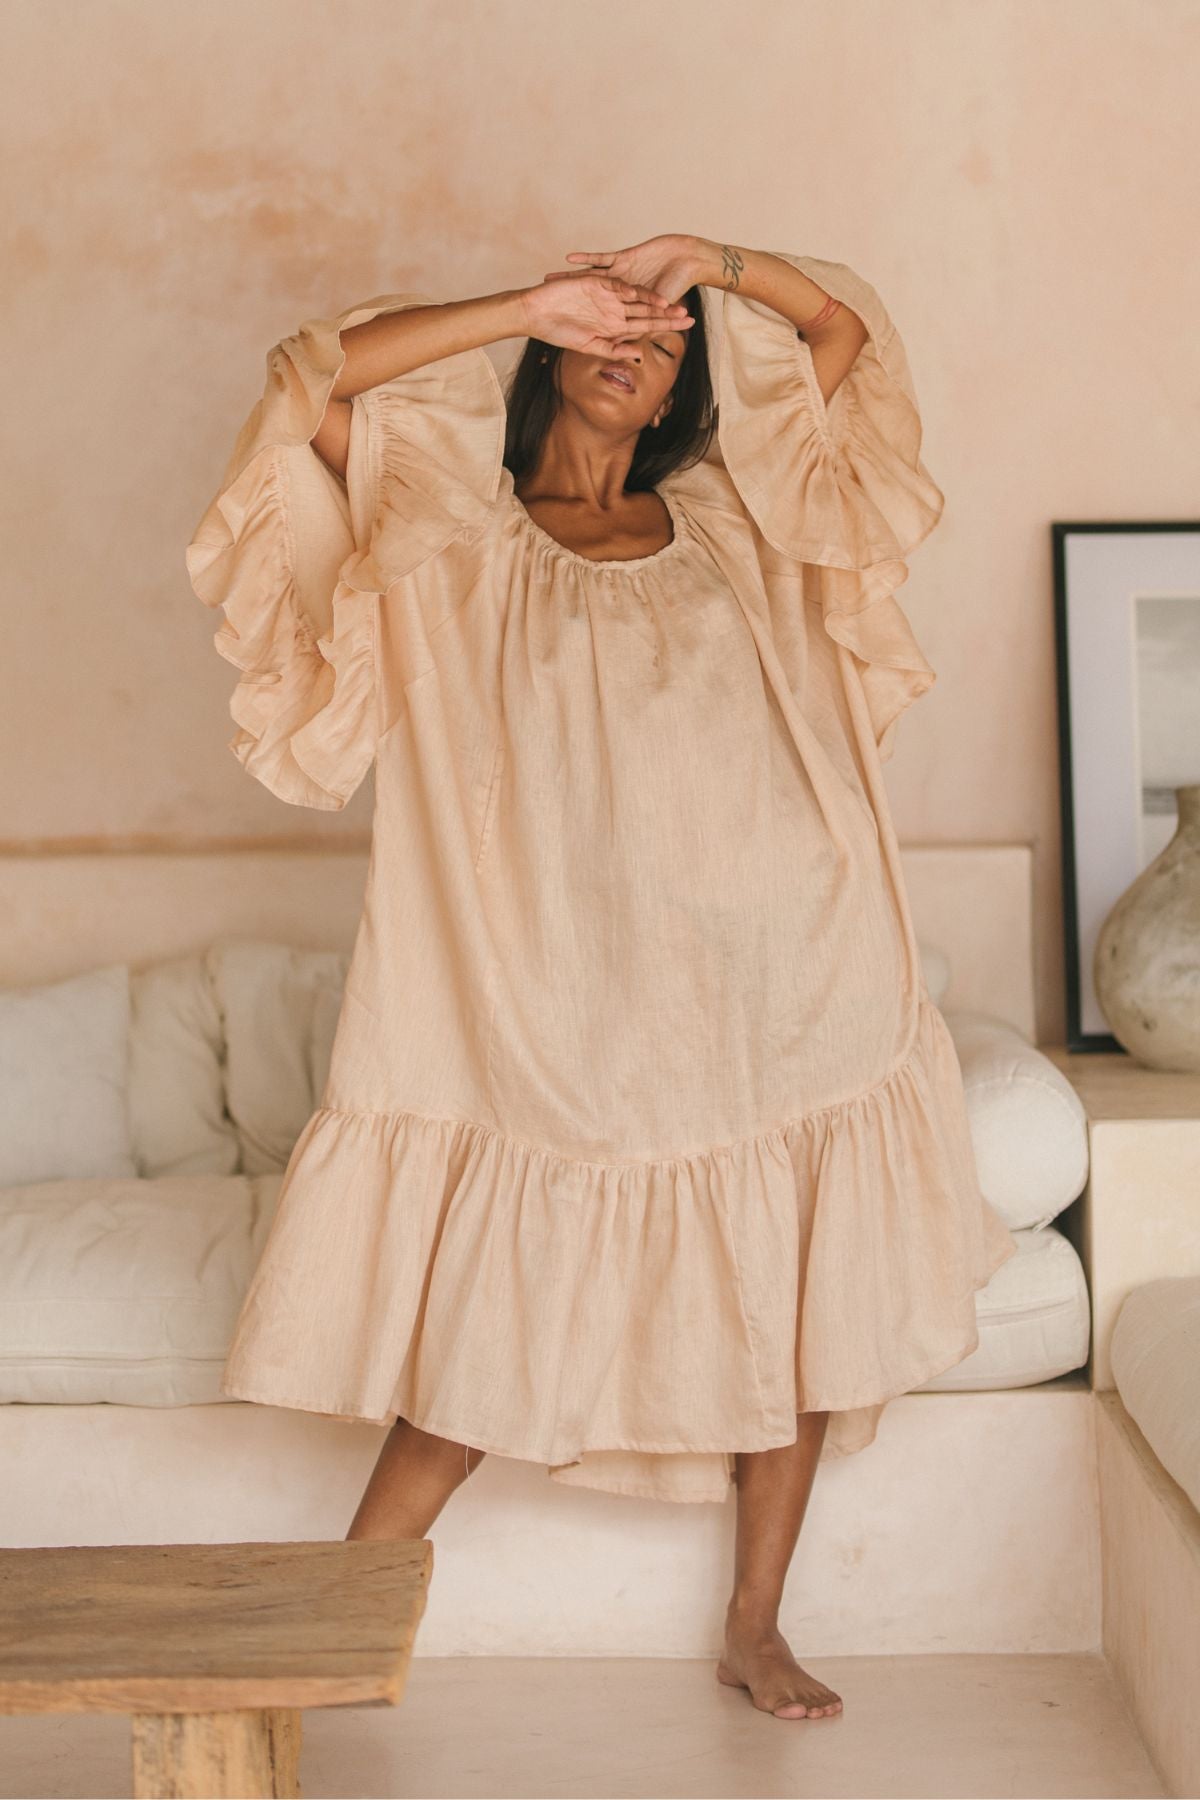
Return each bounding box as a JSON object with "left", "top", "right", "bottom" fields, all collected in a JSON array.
[
  {"left": 217, "top": 995, "right": 1017, "bottom": 1505},
  {"left": 217, "top": 1257, "right": 1006, "bottom": 1506},
  {"left": 219, "top": 1285, "right": 998, "bottom": 1446}
]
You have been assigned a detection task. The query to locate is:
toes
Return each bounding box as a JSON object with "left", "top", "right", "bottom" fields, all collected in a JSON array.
[{"left": 772, "top": 1691, "right": 841, "bottom": 1718}]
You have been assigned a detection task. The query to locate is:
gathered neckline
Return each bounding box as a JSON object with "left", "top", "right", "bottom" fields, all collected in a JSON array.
[{"left": 510, "top": 486, "right": 687, "bottom": 572}]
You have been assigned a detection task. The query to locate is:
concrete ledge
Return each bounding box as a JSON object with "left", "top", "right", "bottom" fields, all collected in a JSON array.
[{"left": 0, "top": 1379, "right": 1097, "bottom": 1657}]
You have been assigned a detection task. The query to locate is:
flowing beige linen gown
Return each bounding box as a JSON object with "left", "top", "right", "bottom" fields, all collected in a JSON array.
[{"left": 186, "top": 252, "right": 1017, "bottom": 1505}]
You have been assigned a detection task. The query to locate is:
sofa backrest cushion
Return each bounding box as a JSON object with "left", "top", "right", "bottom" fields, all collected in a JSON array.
[
  {"left": 129, "top": 952, "right": 240, "bottom": 1179},
  {"left": 206, "top": 939, "right": 350, "bottom": 1174},
  {"left": 0, "top": 963, "right": 136, "bottom": 1185},
  {"left": 942, "top": 1009, "right": 1090, "bottom": 1229}
]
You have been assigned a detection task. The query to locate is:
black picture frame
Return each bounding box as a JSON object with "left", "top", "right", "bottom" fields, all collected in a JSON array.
[{"left": 1052, "top": 520, "right": 1200, "bottom": 1053}]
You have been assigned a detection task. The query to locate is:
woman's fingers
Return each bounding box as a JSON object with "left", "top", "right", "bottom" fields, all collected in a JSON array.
[
  {"left": 629, "top": 283, "right": 693, "bottom": 313},
  {"left": 617, "top": 284, "right": 691, "bottom": 315},
  {"left": 625, "top": 316, "right": 696, "bottom": 334},
  {"left": 529, "top": 264, "right": 693, "bottom": 351},
  {"left": 622, "top": 301, "right": 695, "bottom": 322},
  {"left": 540, "top": 272, "right": 681, "bottom": 311},
  {"left": 619, "top": 305, "right": 696, "bottom": 331}
]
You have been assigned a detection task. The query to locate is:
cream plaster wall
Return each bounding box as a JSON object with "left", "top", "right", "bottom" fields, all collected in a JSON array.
[{"left": 3, "top": 0, "right": 1195, "bottom": 1044}]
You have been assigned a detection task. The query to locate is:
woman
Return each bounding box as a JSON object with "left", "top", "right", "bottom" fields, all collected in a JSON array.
[{"left": 186, "top": 232, "right": 1016, "bottom": 1721}]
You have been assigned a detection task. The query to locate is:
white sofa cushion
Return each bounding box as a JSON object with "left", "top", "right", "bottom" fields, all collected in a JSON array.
[
  {"left": 0, "top": 1173, "right": 282, "bottom": 1406},
  {"left": 1111, "top": 1277, "right": 1200, "bottom": 1513},
  {"left": 0, "top": 964, "right": 135, "bottom": 1185},
  {"left": 942, "top": 1010, "right": 1090, "bottom": 1230},
  {"left": 915, "top": 1225, "right": 1090, "bottom": 1391},
  {"left": 206, "top": 940, "right": 350, "bottom": 1174},
  {"left": 129, "top": 953, "right": 240, "bottom": 1179}
]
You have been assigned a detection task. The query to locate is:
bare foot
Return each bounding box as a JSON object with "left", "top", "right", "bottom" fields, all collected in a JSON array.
[{"left": 717, "top": 1618, "right": 843, "bottom": 1720}]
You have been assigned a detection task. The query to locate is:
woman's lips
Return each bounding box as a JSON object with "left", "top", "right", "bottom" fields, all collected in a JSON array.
[{"left": 599, "top": 369, "right": 635, "bottom": 392}]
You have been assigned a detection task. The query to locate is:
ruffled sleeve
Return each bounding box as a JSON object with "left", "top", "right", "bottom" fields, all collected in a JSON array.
[
  {"left": 715, "top": 252, "right": 946, "bottom": 762},
  {"left": 185, "top": 292, "right": 506, "bottom": 809}
]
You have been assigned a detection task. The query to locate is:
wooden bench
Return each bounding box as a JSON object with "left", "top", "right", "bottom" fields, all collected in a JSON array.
[{"left": 0, "top": 1539, "right": 432, "bottom": 1798}]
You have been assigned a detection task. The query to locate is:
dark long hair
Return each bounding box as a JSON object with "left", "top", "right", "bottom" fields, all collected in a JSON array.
[{"left": 502, "top": 284, "right": 715, "bottom": 493}]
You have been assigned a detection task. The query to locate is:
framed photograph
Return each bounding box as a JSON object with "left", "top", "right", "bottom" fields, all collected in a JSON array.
[{"left": 1053, "top": 522, "right": 1200, "bottom": 1052}]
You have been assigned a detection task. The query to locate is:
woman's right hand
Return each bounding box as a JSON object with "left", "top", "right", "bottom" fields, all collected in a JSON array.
[{"left": 518, "top": 273, "right": 695, "bottom": 361}]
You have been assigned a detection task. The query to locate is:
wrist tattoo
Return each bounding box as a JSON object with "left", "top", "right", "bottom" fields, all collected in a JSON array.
[{"left": 718, "top": 244, "right": 745, "bottom": 290}]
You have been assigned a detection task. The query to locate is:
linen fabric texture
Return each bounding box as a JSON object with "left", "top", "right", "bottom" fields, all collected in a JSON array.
[{"left": 185, "top": 252, "right": 1017, "bottom": 1504}]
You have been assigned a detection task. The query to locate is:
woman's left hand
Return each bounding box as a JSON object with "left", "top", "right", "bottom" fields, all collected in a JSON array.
[{"left": 542, "top": 234, "right": 708, "bottom": 305}]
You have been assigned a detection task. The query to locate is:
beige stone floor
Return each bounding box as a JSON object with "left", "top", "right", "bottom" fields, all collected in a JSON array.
[{"left": 0, "top": 1654, "right": 1164, "bottom": 1799}]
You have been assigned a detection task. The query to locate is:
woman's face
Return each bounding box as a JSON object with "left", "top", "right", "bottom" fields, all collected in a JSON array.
[{"left": 554, "top": 326, "right": 689, "bottom": 433}]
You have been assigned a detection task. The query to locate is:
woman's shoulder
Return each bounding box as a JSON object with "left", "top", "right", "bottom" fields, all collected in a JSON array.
[
  {"left": 349, "top": 355, "right": 509, "bottom": 589},
  {"left": 659, "top": 450, "right": 746, "bottom": 519}
]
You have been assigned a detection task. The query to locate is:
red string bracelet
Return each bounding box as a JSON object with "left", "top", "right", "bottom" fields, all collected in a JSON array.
[{"left": 797, "top": 294, "right": 841, "bottom": 332}]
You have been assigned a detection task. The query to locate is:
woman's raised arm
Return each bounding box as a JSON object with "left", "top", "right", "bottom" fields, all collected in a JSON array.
[
  {"left": 312, "top": 289, "right": 527, "bottom": 478},
  {"left": 691, "top": 242, "right": 871, "bottom": 410},
  {"left": 312, "top": 274, "right": 693, "bottom": 477}
]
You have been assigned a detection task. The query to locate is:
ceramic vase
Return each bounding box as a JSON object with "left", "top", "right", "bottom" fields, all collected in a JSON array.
[{"left": 1093, "top": 783, "right": 1200, "bottom": 1071}]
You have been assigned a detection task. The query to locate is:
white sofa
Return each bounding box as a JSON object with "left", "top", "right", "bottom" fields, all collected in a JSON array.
[{"left": 0, "top": 928, "right": 1092, "bottom": 1412}]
